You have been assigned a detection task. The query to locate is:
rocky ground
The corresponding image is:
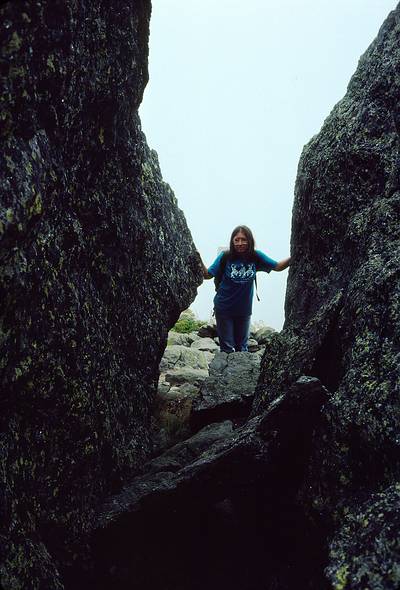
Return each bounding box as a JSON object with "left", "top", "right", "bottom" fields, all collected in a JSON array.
[{"left": 153, "top": 323, "right": 276, "bottom": 451}]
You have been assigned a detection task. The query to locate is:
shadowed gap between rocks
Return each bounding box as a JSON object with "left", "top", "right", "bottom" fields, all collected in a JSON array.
[
  {"left": 77, "top": 377, "right": 332, "bottom": 590},
  {"left": 310, "top": 318, "right": 344, "bottom": 393}
]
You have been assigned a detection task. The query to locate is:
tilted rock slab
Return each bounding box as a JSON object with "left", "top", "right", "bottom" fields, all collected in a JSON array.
[
  {"left": 254, "top": 5, "right": 400, "bottom": 589},
  {"left": 0, "top": 2, "right": 201, "bottom": 588},
  {"left": 92, "top": 377, "right": 328, "bottom": 588}
]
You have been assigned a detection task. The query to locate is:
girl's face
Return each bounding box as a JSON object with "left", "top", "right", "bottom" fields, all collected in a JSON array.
[{"left": 233, "top": 230, "right": 249, "bottom": 254}]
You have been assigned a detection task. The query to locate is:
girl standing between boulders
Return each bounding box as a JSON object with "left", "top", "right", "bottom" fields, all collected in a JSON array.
[{"left": 198, "top": 225, "right": 290, "bottom": 353}]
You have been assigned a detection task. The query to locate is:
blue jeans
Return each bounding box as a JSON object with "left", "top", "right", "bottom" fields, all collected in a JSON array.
[{"left": 215, "top": 314, "right": 251, "bottom": 353}]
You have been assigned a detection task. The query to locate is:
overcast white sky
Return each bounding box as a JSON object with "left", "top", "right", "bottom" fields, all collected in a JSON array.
[{"left": 140, "top": 0, "right": 397, "bottom": 329}]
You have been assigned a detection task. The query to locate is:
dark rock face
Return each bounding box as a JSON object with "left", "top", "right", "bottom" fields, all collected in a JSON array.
[
  {"left": 0, "top": 2, "right": 201, "bottom": 587},
  {"left": 254, "top": 5, "right": 400, "bottom": 588},
  {"left": 327, "top": 485, "right": 400, "bottom": 590}
]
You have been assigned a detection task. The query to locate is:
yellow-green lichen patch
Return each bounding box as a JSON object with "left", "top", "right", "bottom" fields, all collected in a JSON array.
[
  {"left": 46, "top": 54, "right": 56, "bottom": 73},
  {"left": 30, "top": 193, "right": 42, "bottom": 216},
  {"left": 141, "top": 161, "right": 154, "bottom": 179},
  {"left": 333, "top": 564, "right": 349, "bottom": 590},
  {"left": 99, "top": 127, "right": 105, "bottom": 144},
  {"left": 7, "top": 31, "right": 23, "bottom": 54},
  {"left": 9, "top": 65, "right": 26, "bottom": 79},
  {"left": 14, "top": 357, "right": 33, "bottom": 381}
]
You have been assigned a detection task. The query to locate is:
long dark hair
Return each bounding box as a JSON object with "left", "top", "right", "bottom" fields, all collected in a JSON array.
[{"left": 228, "top": 225, "right": 256, "bottom": 260}]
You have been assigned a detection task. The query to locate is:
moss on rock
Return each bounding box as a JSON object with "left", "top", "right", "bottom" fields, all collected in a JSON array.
[
  {"left": 0, "top": 1, "right": 202, "bottom": 587},
  {"left": 254, "top": 5, "right": 400, "bottom": 589}
]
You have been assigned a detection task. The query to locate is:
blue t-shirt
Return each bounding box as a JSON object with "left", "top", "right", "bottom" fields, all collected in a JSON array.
[{"left": 207, "top": 249, "right": 278, "bottom": 317}]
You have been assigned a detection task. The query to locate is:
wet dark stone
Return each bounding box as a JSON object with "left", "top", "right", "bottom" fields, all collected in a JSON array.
[
  {"left": 0, "top": 2, "right": 201, "bottom": 587},
  {"left": 327, "top": 485, "right": 400, "bottom": 590},
  {"left": 254, "top": 5, "right": 400, "bottom": 588}
]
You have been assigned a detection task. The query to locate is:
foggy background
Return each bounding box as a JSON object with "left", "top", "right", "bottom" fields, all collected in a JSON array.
[{"left": 140, "top": 0, "right": 397, "bottom": 329}]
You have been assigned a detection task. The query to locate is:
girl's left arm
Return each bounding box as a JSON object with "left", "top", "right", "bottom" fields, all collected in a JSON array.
[{"left": 274, "top": 257, "right": 291, "bottom": 272}]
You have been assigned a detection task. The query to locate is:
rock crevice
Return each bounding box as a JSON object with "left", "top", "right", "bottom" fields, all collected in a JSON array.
[{"left": 1, "top": 2, "right": 400, "bottom": 589}]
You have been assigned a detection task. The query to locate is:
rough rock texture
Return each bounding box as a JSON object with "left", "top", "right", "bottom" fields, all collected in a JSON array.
[
  {"left": 254, "top": 5, "right": 400, "bottom": 588},
  {"left": 166, "top": 330, "right": 198, "bottom": 346},
  {"left": 165, "top": 366, "right": 208, "bottom": 387},
  {"left": 155, "top": 329, "right": 266, "bottom": 453},
  {"left": 190, "top": 336, "right": 219, "bottom": 352},
  {"left": 191, "top": 351, "right": 261, "bottom": 430},
  {"left": 160, "top": 344, "right": 208, "bottom": 371},
  {"left": 2, "top": 2, "right": 400, "bottom": 589},
  {"left": 327, "top": 484, "right": 400, "bottom": 590},
  {"left": 253, "top": 325, "right": 275, "bottom": 344},
  {"left": 0, "top": 2, "right": 201, "bottom": 588}
]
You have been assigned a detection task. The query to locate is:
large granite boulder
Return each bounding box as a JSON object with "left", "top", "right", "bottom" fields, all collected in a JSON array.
[
  {"left": 0, "top": 2, "right": 201, "bottom": 587},
  {"left": 164, "top": 366, "right": 208, "bottom": 385},
  {"left": 191, "top": 351, "right": 261, "bottom": 430},
  {"left": 166, "top": 331, "right": 195, "bottom": 347},
  {"left": 160, "top": 344, "right": 208, "bottom": 371},
  {"left": 254, "top": 5, "right": 400, "bottom": 588}
]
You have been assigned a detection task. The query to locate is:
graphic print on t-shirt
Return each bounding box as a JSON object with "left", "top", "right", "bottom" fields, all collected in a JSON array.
[{"left": 229, "top": 262, "right": 256, "bottom": 283}]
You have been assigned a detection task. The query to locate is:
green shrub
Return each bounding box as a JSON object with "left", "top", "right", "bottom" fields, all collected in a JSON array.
[{"left": 171, "top": 309, "right": 206, "bottom": 334}]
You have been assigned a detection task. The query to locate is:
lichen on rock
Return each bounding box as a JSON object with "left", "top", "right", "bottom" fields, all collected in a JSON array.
[
  {"left": 0, "top": 1, "right": 202, "bottom": 587},
  {"left": 254, "top": 4, "right": 400, "bottom": 588}
]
